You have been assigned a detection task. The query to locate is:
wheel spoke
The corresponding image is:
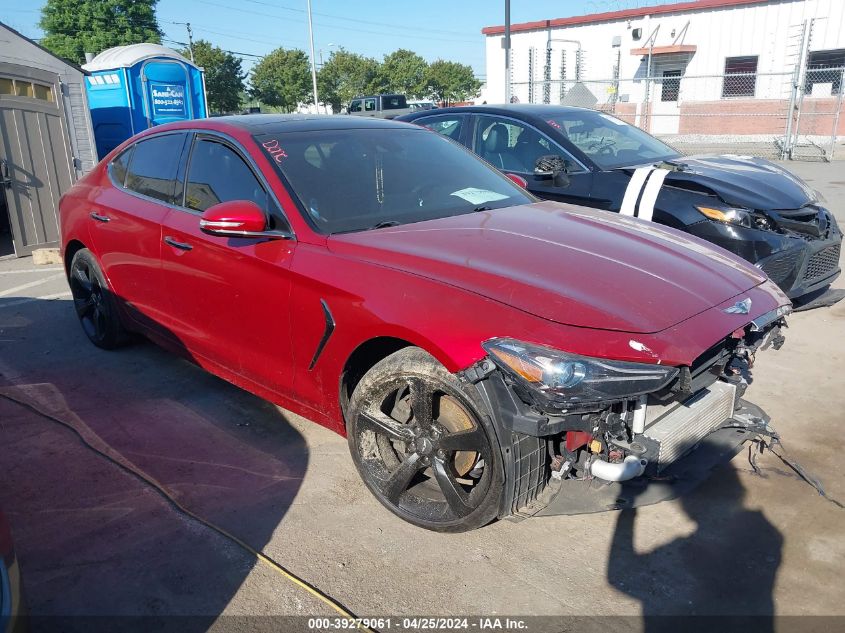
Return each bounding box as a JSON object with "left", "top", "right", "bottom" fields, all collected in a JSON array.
[
  {"left": 358, "top": 410, "right": 414, "bottom": 442},
  {"left": 383, "top": 452, "right": 422, "bottom": 503},
  {"left": 74, "top": 296, "right": 95, "bottom": 317},
  {"left": 438, "top": 425, "right": 487, "bottom": 453},
  {"left": 93, "top": 306, "right": 107, "bottom": 337},
  {"left": 73, "top": 265, "right": 92, "bottom": 293},
  {"left": 433, "top": 457, "right": 474, "bottom": 516},
  {"left": 408, "top": 377, "right": 434, "bottom": 428}
]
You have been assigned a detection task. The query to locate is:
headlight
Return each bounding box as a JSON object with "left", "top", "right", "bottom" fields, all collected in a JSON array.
[
  {"left": 696, "top": 205, "right": 752, "bottom": 227},
  {"left": 482, "top": 338, "right": 679, "bottom": 405}
]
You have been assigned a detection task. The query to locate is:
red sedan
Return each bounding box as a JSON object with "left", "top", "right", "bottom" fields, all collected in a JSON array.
[{"left": 60, "top": 115, "right": 790, "bottom": 531}]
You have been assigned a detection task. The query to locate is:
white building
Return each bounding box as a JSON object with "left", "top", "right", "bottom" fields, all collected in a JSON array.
[{"left": 481, "top": 0, "right": 845, "bottom": 143}]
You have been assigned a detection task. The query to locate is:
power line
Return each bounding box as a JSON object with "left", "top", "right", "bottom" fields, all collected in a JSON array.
[
  {"left": 240, "top": 0, "right": 473, "bottom": 38},
  {"left": 197, "top": 0, "right": 477, "bottom": 44},
  {"left": 185, "top": 23, "right": 305, "bottom": 48},
  {"left": 163, "top": 37, "right": 265, "bottom": 60}
]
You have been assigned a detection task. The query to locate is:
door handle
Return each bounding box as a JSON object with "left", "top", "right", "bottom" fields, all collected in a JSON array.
[
  {"left": 164, "top": 236, "right": 193, "bottom": 251},
  {"left": 89, "top": 212, "right": 110, "bottom": 222},
  {"left": 0, "top": 158, "right": 11, "bottom": 189}
]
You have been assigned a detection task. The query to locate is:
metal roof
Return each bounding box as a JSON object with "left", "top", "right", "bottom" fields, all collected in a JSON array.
[
  {"left": 481, "top": 0, "right": 776, "bottom": 36},
  {"left": 82, "top": 43, "right": 193, "bottom": 71}
]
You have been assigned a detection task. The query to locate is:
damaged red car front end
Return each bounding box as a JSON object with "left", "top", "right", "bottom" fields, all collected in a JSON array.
[{"left": 332, "top": 199, "right": 791, "bottom": 520}]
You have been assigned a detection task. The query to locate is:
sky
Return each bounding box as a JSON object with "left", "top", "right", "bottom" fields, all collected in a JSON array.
[{"left": 0, "top": 0, "right": 681, "bottom": 79}]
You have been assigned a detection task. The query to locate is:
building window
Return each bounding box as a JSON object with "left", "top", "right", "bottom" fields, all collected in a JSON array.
[
  {"left": 722, "top": 56, "right": 758, "bottom": 98},
  {"left": 805, "top": 49, "right": 845, "bottom": 96},
  {"left": 661, "top": 70, "right": 681, "bottom": 102},
  {"left": 0, "top": 77, "right": 54, "bottom": 102}
]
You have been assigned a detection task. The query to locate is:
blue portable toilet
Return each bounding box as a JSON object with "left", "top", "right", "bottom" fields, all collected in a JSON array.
[{"left": 83, "top": 43, "right": 207, "bottom": 159}]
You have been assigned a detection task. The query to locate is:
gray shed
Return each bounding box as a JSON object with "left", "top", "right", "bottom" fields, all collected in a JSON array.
[{"left": 0, "top": 22, "right": 97, "bottom": 257}]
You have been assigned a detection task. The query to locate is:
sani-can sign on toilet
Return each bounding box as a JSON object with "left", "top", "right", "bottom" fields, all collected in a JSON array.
[{"left": 151, "top": 83, "right": 187, "bottom": 117}]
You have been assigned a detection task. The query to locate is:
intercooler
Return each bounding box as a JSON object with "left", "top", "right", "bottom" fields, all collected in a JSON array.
[{"left": 642, "top": 381, "right": 738, "bottom": 470}]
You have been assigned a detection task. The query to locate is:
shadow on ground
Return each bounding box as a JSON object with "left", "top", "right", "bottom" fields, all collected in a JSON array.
[
  {"left": 0, "top": 296, "right": 311, "bottom": 629},
  {"left": 607, "top": 464, "right": 783, "bottom": 632}
]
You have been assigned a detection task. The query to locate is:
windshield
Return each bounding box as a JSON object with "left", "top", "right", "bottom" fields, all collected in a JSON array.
[
  {"left": 547, "top": 110, "right": 680, "bottom": 169},
  {"left": 255, "top": 128, "right": 534, "bottom": 234}
]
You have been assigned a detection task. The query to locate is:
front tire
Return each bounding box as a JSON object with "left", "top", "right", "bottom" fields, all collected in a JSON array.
[
  {"left": 347, "top": 347, "right": 504, "bottom": 532},
  {"left": 68, "top": 248, "right": 129, "bottom": 350}
]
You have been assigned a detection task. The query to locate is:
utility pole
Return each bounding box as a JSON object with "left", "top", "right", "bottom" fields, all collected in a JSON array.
[
  {"left": 172, "top": 21, "right": 195, "bottom": 62},
  {"left": 504, "top": 0, "right": 511, "bottom": 103},
  {"left": 186, "top": 23, "right": 194, "bottom": 62},
  {"left": 306, "top": 0, "right": 320, "bottom": 112}
]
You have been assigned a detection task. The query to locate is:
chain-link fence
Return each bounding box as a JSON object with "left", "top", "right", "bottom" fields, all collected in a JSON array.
[{"left": 511, "top": 66, "right": 845, "bottom": 161}]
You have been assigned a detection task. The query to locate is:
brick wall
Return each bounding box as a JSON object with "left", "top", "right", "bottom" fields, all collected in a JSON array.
[{"left": 677, "top": 98, "right": 845, "bottom": 136}]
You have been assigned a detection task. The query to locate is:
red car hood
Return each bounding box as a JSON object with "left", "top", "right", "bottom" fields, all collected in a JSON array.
[{"left": 328, "top": 201, "right": 768, "bottom": 334}]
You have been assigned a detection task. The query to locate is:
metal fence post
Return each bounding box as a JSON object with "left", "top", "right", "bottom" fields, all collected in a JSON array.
[
  {"left": 783, "top": 61, "right": 800, "bottom": 160},
  {"left": 830, "top": 68, "right": 845, "bottom": 161}
]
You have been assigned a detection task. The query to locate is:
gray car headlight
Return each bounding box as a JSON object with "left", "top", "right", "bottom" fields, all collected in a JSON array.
[{"left": 482, "top": 338, "right": 678, "bottom": 404}]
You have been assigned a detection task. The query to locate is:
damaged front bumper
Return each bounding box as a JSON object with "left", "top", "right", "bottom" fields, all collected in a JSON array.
[
  {"left": 686, "top": 208, "right": 842, "bottom": 301},
  {"left": 471, "top": 366, "right": 776, "bottom": 518},
  {"left": 464, "top": 313, "right": 787, "bottom": 520},
  {"left": 532, "top": 399, "right": 772, "bottom": 517}
]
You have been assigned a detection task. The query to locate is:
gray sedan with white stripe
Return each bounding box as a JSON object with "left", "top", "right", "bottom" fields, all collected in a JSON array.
[{"left": 398, "top": 104, "right": 841, "bottom": 305}]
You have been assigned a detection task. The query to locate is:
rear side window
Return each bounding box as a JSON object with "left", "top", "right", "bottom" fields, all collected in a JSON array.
[
  {"left": 109, "top": 146, "right": 133, "bottom": 187},
  {"left": 124, "top": 133, "right": 186, "bottom": 203},
  {"left": 416, "top": 115, "right": 465, "bottom": 142},
  {"left": 382, "top": 95, "right": 407, "bottom": 109},
  {"left": 184, "top": 138, "right": 271, "bottom": 213}
]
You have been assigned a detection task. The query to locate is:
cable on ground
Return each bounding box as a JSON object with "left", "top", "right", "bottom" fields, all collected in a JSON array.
[{"left": 0, "top": 390, "right": 377, "bottom": 631}]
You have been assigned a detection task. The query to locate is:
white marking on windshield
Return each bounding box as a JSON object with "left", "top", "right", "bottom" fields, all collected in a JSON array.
[{"left": 450, "top": 188, "right": 509, "bottom": 205}]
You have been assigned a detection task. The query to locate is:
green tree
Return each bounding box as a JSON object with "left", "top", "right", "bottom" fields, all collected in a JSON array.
[
  {"left": 39, "top": 0, "right": 162, "bottom": 65},
  {"left": 317, "top": 48, "right": 380, "bottom": 113},
  {"left": 182, "top": 40, "right": 244, "bottom": 114},
  {"left": 424, "top": 60, "right": 482, "bottom": 105},
  {"left": 376, "top": 49, "right": 428, "bottom": 98},
  {"left": 250, "top": 47, "right": 312, "bottom": 113}
]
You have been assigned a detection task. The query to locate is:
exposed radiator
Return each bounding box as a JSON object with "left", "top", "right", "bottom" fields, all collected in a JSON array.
[{"left": 642, "top": 381, "right": 737, "bottom": 469}]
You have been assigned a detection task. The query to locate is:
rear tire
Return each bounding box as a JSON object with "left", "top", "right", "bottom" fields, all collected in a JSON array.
[
  {"left": 347, "top": 347, "right": 504, "bottom": 532},
  {"left": 68, "top": 248, "right": 129, "bottom": 350}
]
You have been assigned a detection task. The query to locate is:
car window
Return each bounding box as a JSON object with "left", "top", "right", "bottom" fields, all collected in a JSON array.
[
  {"left": 255, "top": 128, "right": 533, "bottom": 235},
  {"left": 382, "top": 95, "right": 407, "bottom": 109},
  {"left": 124, "top": 133, "right": 186, "bottom": 203},
  {"left": 545, "top": 111, "right": 679, "bottom": 169},
  {"left": 184, "top": 138, "right": 271, "bottom": 213},
  {"left": 109, "top": 145, "right": 134, "bottom": 187},
  {"left": 416, "top": 116, "right": 464, "bottom": 142},
  {"left": 349, "top": 100, "right": 362, "bottom": 113},
  {"left": 472, "top": 116, "right": 583, "bottom": 175},
  {"left": 364, "top": 99, "right": 376, "bottom": 112}
]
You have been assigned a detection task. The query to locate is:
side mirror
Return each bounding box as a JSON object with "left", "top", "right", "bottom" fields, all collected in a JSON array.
[
  {"left": 505, "top": 173, "right": 528, "bottom": 188},
  {"left": 199, "top": 200, "right": 268, "bottom": 237},
  {"left": 534, "top": 155, "right": 571, "bottom": 188}
]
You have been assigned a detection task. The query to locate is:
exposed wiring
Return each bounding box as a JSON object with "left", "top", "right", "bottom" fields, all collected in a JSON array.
[
  {"left": 0, "top": 391, "right": 376, "bottom": 631},
  {"left": 746, "top": 434, "right": 844, "bottom": 510}
]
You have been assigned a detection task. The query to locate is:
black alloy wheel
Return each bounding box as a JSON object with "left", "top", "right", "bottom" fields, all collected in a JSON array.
[
  {"left": 68, "top": 249, "right": 128, "bottom": 349},
  {"left": 347, "top": 348, "right": 503, "bottom": 532}
]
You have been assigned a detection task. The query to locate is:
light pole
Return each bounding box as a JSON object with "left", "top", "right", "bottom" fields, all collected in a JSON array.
[
  {"left": 319, "top": 43, "right": 336, "bottom": 67},
  {"left": 504, "top": 0, "right": 511, "bottom": 103},
  {"left": 172, "top": 21, "right": 195, "bottom": 62},
  {"left": 306, "top": 0, "right": 320, "bottom": 113}
]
